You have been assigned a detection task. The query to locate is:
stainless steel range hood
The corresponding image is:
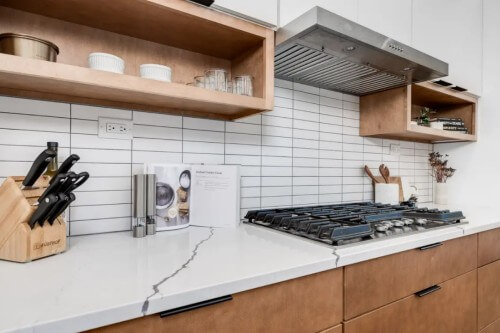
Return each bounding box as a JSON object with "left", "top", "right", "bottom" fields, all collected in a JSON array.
[{"left": 275, "top": 7, "right": 448, "bottom": 96}]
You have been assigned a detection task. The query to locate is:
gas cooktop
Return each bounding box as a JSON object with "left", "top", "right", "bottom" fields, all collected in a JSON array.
[{"left": 244, "top": 202, "right": 467, "bottom": 246}]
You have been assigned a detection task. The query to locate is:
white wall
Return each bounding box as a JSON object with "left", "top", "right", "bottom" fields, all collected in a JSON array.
[{"left": 435, "top": 0, "right": 497, "bottom": 206}]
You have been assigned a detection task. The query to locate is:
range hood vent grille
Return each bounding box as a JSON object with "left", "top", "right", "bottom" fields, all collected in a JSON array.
[{"left": 275, "top": 7, "right": 448, "bottom": 96}]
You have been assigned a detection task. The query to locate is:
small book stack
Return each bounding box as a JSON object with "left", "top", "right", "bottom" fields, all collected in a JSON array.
[{"left": 429, "top": 118, "right": 468, "bottom": 134}]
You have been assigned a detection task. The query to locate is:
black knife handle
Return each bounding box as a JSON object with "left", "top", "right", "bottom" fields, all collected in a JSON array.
[
  {"left": 38, "top": 173, "right": 68, "bottom": 203},
  {"left": 48, "top": 193, "right": 75, "bottom": 224},
  {"left": 23, "top": 149, "right": 57, "bottom": 187},
  {"left": 28, "top": 193, "right": 58, "bottom": 229},
  {"left": 64, "top": 172, "right": 89, "bottom": 194},
  {"left": 49, "top": 154, "right": 80, "bottom": 184},
  {"left": 58, "top": 172, "right": 77, "bottom": 193}
]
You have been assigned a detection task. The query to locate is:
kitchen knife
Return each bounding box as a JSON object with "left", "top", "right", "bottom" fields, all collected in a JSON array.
[
  {"left": 37, "top": 173, "right": 68, "bottom": 203},
  {"left": 57, "top": 172, "right": 77, "bottom": 194},
  {"left": 47, "top": 192, "right": 75, "bottom": 225},
  {"left": 21, "top": 149, "right": 57, "bottom": 189},
  {"left": 63, "top": 172, "right": 89, "bottom": 194},
  {"left": 48, "top": 154, "right": 80, "bottom": 184},
  {"left": 28, "top": 193, "right": 59, "bottom": 229}
]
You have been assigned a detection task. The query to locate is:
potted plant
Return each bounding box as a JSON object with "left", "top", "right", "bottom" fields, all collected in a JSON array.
[
  {"left": 428, "top": 152, "right": 456, "bottom": 204},
  {"left": 416, "top": 107, "right": 436, "bottom": 126}
]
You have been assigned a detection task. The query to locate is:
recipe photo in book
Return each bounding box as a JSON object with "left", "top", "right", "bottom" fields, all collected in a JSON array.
[{"left": 144, "top": 163, "right": 191, "bottom": 231}]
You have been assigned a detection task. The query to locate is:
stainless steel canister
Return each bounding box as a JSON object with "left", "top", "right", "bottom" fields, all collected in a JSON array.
[{"left": 0, "top": 33, "right": 59, "bottom": 62}]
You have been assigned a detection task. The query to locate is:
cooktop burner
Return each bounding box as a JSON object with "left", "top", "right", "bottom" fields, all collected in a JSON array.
[{"left": 244, "top": 202, "right": 466, "bottom": 246}]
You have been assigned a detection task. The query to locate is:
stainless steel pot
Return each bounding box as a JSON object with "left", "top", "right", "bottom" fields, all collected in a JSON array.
[{"left": 0, "top": 33, "right": 59, "bottom": 62}]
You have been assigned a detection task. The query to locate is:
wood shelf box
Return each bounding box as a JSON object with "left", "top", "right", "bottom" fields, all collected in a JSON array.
[
  {"left": 0, "top": 0, "right": 274, "bottom": 120},
  {"left": 360, "top": 82, "right": 478, "bottom": 143}
]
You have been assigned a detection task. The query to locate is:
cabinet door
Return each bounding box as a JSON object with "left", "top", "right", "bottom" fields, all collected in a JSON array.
[
  {"left": 412, "top": 0, "right": 483, "bottom": 95},
  {"left": 358, "top": 0, "right": 412, "bottom": 45},
  {"left": 478, "top": 260, "right": 500, "bottom": 330},
  {"left": 279, "top": 0, "right": 357, "bottom": 27},
  {"left": 480, "top": 318, "right": 500, "bottom": 333},
  {"left": 91, "top": 268, "right": 343, "bottom": 333},
  {"left": 213, "top": 0, "right": 278, "bottom": 26},
  {"left": 478, "top": 228, "right": 500, "bottom": 267},
  {"left": 344, "top": 270, "right": 477, "bottom": 333},
  {"left": 344, "top": 235, "right": 477, "bottom": 320}
]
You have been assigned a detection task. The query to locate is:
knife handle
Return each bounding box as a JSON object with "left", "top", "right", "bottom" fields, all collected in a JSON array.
[
  {"left": 38, "top": 173, "right": 68, "bottom": 203},
  {"left": 49, "top": 154, "right": 80, "bottom": 184},
  {"left": 58, "top": 172, "right": 77, "bottom": 194},
  {"left": 47, "top": 193, "right": 75, "bottom": 225},
  {"left": 22, "top": 149, "right": 57, "bottom": 187},
  {"left": 64, "top": 172, "right": 90, "bottom": 194},
  {"left": 28, "top": 193, "right": 58, "bottom": 229}
]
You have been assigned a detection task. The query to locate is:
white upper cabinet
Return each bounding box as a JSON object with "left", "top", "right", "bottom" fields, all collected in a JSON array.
[
  {"left": 412, "top": 0, "right": 483, "bottom": 95},
  {"left": 212, "top": 0, "right": 278, "bottom": 26},
  {"left": 357, "top": 0, "right": 412, "bottom": 45},
  {"left": 279, "top": 0, "right": 357, "bottom": 26}
]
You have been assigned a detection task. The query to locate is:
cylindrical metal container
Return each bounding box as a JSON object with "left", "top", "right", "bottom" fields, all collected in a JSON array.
[
  {"left": 133, "top": 174, "right": 147, "bottom": 238},
  {"left": 146, "top": 174, "right": 157, "bottom": 235},
  {"left": 0, "top": 33, "right": 59, "bottom": 62}
]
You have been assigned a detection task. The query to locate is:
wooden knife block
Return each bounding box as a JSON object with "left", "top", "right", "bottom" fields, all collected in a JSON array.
[{"left": 0, "top": 176, "right": 67, "bottom": 263}]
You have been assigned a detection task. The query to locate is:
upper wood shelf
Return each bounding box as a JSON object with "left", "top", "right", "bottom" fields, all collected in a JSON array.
[
  {"left": 0, "top": 53, "right": 266, "bottom": 120},
  {"left": 360, "top": 82, "right": 478, "bottom": 143},
  {"left": 0, "top": 0, "right": 267, "bottom": 60},
  {"left": 0, "top": 0, "right": 275, "bottom": 120}
]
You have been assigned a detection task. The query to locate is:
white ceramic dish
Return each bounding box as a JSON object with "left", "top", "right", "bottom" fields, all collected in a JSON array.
[
  {"left": 140, "top": 64, "right": 172, "bottom": 82},
  {"left": 88, "top": 52, "right": 125, "bottom": 74}
]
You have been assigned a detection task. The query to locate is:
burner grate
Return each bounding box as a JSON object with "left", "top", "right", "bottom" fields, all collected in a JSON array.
[{"left": 244, "top": 202, "right": 466, "bottom": 246}]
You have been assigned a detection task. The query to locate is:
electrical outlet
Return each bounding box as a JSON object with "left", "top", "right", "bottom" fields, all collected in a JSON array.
[
  {"left": 390, "top": 144, "right": 401, "bottom": 156},
  {"left": 98, "top": 117, "right": 133, "bottom": 140}
]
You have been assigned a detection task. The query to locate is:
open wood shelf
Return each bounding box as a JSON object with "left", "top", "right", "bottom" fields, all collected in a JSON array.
[
  {"left": 0, "top": 0, "right": 274, "bottom": 120},
  {"left": 360, "top": 82, "right": 478, "bottom": 143}
]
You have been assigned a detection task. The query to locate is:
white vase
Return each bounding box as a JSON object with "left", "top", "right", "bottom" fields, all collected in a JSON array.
[{"left": 434, "top": 182, "right": 448, "bottom": 205}]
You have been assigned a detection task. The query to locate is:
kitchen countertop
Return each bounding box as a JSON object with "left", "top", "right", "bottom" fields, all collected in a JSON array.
[{"left": 1, "top": 203, "right": 500, "bottom": 333}]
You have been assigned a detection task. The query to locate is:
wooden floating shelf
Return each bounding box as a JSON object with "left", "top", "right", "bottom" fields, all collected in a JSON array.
[
  {"left": 0, "top": 0, "right": 275, "bottom": 120},
  {"left": 360, "top": 81, "right": 478, "bottom": 143},
  {"left": 0, "top": 53, "right": 267, "bottom": 120}
]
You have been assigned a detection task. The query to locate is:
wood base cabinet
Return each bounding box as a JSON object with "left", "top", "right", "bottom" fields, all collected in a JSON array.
[
  {"left": 344, "top": 270, "right": 477, "bottom": 333},
  {"left": 478, "top": 260, "right": 500, "bottom": 331},
  {"left": 478, "top": 228, "right": 500, "bottom": 267},
  {"left": 91, "top": 268, "right": 343, "bottom": 333}
]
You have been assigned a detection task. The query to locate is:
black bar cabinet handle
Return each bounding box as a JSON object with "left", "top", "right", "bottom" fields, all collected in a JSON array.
[
  {"left": 418, "top": 242, "right": 443, "bottom": 251},
  {"left": 415, "top": 285, "right": 442, "bottom": 297},
  {"left": 160, "top": 295, "right": 233, "bottom": 318}
]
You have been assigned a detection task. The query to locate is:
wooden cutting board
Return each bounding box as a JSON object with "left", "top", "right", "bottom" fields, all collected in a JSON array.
[{"left": 372, "top": 176, "right": 404, "bottom": 202}]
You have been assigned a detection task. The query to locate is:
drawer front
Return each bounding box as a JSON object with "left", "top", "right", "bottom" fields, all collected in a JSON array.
[
  {"left": 344, "top": 234, "right": 477, "bottom": 319},
  {"left": 480, "top": 317, "right": 500, "bottom": 333},
  {"left": 478, "top": 260, "right": 500, "bottom": 330},
  {"left": 344, "top": 270, "right": 477, "bottom": 333},
  {"left": 91, "top": 268, "right": 343, "bottom": 333},
  {"left": 478, "top": 228, "right": 500, "bottom": 266}
]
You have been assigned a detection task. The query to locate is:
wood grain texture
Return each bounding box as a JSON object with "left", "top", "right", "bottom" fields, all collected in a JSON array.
[
  {"left": 360, "top": 82, "right": 477, "bottom": 143},
  {"left": 344, "top": 270, "right": 477, "bottom": 333},
  {"left": 478, "top": 229, "right": 500, "bottom": 267},
  {"left": 0, "top": 0, "right": 267, "bottom": 59},
  {"left": 91, "top": 268, "right": 343, "bottom": 333},
  {"left": 480, "top": 317, "right": 500, "bottom": 333},
  {"left": 0, "top": 177, "right": 67, "bottom": 262},
  {"left": 344, "top": 235, "right": 477, "bottom": 320},
  {"left": 0, "top": 4, "right": 274, "bottom": 119},
  {"left": 318, "top": 324, "right": 342, "bottom": 333},
  {"left": 478, "top": 260, "right": 500, "bottom": 330}
]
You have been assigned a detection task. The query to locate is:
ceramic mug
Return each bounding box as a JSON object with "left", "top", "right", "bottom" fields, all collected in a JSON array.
[{"left": 375, "top": 183, "right": 399, "bottom": 205}]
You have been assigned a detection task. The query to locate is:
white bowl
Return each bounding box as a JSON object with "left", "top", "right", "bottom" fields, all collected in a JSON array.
[
  {"left": 139, "top": 64, "right": 172, "bottom": 82},
  {"left": 88, "top": 52, "right": 125, "bottom": 74}
]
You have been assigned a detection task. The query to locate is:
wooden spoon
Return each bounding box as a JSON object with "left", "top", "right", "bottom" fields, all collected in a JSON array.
[
  {"left": 379, "top": 164, "right": 390, "bottom": 183},
  {"left": 364, "top": 165, "right": 379, "bottom": 183}
]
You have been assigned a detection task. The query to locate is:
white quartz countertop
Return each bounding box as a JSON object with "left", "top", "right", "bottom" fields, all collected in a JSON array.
[{"left": 1, "top": 203, "right": 499, "bottom": 333}]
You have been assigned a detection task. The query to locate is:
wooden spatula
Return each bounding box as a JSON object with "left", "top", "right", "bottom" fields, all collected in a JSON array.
[
  {"left": 364, "top": 165, "right": 379, "bottom": 183},
  {"left": 379, "top": 164, "right": 390, "bottom": 183}
]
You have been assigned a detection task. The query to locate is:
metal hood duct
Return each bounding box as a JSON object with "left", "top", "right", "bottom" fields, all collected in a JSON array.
[{"left": 275, "top": 7, "right": 448, "bottom": 96}]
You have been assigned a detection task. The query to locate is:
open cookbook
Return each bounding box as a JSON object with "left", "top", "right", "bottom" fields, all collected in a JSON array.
[{"left": 144, "top": 164, "right": 240, "bottom": 231}]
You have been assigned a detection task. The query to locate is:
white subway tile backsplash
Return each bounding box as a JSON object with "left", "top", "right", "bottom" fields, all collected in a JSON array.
[{"left": 0, "top": 83, "right": 432, "bottom": 236}]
